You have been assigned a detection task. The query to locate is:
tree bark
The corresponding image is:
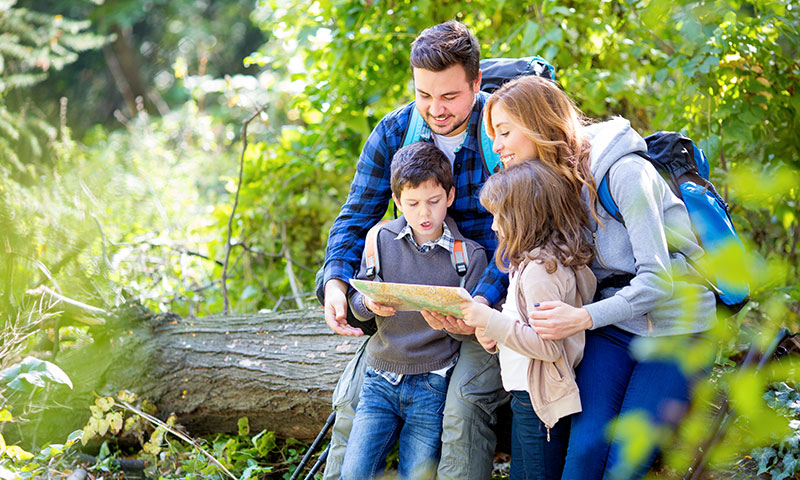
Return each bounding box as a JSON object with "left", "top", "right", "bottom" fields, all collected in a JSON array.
[{"left": 39, "top": 305, "right": 361, "bottom": 444}]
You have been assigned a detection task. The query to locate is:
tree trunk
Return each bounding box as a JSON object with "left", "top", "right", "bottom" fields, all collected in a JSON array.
[{"left": 39, "top": 305, "right": 361, "bottom": 444}]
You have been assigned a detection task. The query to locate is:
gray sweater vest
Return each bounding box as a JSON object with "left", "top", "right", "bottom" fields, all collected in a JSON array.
[{"left": 350, "top": 216, "right": 488, "bottom": 375}]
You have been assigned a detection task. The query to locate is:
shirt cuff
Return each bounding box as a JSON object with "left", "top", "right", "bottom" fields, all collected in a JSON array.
[{"left": 324, "top": 259, "right": 357, "bottom": 287}]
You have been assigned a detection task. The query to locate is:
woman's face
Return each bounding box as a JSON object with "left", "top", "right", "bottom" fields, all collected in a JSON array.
[{"left": 489, "top": 103, "right": 536, "bottom": 167}]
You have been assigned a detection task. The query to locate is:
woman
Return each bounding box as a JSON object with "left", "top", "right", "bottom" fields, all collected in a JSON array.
[{"left": 484, "top": 75, "right": 716, "bottom": 480}]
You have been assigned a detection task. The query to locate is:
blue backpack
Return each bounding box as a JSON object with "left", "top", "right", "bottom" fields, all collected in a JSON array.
[
  {"left": 597, "top": 132, "right": 750, "bottom": 312},
  {"left": 402, "top": 56, "right": 555, "bottom": 176}
]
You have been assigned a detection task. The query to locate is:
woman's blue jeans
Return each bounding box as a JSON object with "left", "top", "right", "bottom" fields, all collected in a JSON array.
[
  {"left": 340, "top": 367, "right": 448, "bottom": 480},
  {"left": 509, "top": 390, "right": 570, "bottom": 480},
  {"left": 561, "top": 326, "right": 711, "bottom": 480}
]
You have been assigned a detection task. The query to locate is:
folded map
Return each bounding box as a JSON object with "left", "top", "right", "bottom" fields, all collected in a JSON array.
[{"left": 349, "top": 279, "right": 472, "bottom": 318}]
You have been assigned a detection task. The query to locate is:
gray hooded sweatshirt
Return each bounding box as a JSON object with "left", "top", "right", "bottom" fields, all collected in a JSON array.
[{"left": 582, "top": 118, "right": 716, "bottom": 336}]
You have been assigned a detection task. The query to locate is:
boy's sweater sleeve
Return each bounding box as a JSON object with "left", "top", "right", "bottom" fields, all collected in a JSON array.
[
  {"left": 482, "top": 263, "right": 565, "bottom": 361},
  {"left": 347, "top": 246, "right": 376, "bottom": 322}
]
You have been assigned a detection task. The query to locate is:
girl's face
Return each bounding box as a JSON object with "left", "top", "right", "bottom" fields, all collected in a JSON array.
[
  {"left": 489, "top": 103, "right": 536, "bottom": 167},
  {"left": 490, "top": 216, "right": 504, "bottom": 240}
]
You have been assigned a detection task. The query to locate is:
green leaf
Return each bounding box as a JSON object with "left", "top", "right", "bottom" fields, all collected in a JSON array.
[{"left": 238, "top": 417, "right": 250, "bottom": 436}]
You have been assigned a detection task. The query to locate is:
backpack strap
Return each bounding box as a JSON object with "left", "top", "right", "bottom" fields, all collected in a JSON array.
[
  {"left": 365, "top": 220, "right": 390, "bottom": 282},
  {"left": 596, "top": 151, "right": 650, "bottom": 225},
  {"left": 479, "top": 118, "right": 503, "bottom": 175},
  {"left": 402, "top": 107, "right": 427, "bottom": 147},
  {"left": 451, "top": 239, "right": 469, "bottom": 288},
  {"left": 597, "top": 173, "right": 623, "bottom": 224}
]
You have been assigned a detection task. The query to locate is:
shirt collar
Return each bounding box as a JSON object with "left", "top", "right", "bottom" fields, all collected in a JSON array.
[{"left": 395, "top": 221, "right": 455, "bottom": 253}]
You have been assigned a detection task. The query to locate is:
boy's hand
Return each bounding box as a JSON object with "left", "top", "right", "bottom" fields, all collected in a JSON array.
[
  {"left": 364, "top": 296, "right": 396, "bottom": 317},
  {"left": 474, "top": 327, "right": 497, "bottom": 352},
  {"left": 324, "top": 279, "right": 364, "bottom": 337},
  {"left": 459, "top": 299, "right": 492, "bottom": 329}
]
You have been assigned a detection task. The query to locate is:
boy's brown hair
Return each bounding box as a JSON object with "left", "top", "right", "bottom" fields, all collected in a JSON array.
[
  {"left": 410, "top": 20, "right": 480, "bottom": 83},
  {"left": 480, "top": 161, "right": 594, "bottom": 273},
  {"left": 390, "top": 142, "right": 454, "bottom": 199}
]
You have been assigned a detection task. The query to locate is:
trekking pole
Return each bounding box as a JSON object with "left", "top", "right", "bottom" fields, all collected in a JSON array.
[
  {"left": 684, "top": 328, "right": 791, "bottom": 480},
  {"left": 289, "top": 411, "right": 336, "bottom": 480},
  {"left": 304, "top": 446, "right": 329, "bottom": 480}
]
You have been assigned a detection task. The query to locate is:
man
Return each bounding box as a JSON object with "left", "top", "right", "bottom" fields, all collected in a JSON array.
[{"left": 321, "top": 20, "right": 508, "bottom": 480}]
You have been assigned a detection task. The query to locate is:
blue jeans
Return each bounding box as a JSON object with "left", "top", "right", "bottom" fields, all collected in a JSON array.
[
  {"left": 510, "top": 390, "right": 570, "bottom": 480},
  {"left": 561, "top": 326, "right": 711, "bottom": 480},
  {"left": 340, "top": 367, "right": 449, "bottom": 480}
]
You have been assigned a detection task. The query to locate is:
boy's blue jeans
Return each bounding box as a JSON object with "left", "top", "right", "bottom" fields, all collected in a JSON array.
[
  {"left": 561, "top": 326, "right": 711, "bottom": 480},
  {"left": 340, "top": 366, "right": 449, "bottom": 480},
  {"left": 509, "top": 390, "right": 570, "bottom": 480}
]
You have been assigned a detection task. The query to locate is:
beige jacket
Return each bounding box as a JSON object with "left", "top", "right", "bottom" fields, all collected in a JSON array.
[{"left": 483, "top": 254, "right": 596, "bottom": 429}]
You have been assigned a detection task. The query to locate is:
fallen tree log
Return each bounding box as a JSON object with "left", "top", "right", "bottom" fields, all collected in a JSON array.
[{"left": 41, "top": 304, "right": 362, "bottom": 444}]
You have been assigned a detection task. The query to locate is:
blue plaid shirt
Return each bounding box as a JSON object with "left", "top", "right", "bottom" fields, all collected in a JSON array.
[{"left": 323, "top": 91, "right": 508, "bottom": 305}]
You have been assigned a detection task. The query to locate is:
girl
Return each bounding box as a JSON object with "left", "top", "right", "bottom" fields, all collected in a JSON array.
[
  {"left": 460, "top": 161, "right": 596, "bottom": 480},
  {"left": 483, "top": 75, "right": 717, "bottom": 480}
]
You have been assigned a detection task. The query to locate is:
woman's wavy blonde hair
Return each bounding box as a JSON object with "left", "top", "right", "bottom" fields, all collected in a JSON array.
[
  {"left": 484, "top": 75, "right": 601, "bottom": 224},
  {"left": 480, "top": 161, "right": 594, "bottom": 273}
]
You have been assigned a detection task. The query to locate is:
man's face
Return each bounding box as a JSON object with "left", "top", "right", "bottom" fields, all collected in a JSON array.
[
  {"left": 413, "top": 65, "right": 480, "bottom": 137},
  {"left": 393, "top": 180, "right": 455, "bottom": 245}
]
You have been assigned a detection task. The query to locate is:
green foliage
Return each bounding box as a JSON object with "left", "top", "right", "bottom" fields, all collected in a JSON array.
[
  {"left": 0, "top": 0, "right": 798, "bottom": 476},
  {"left": 752, "top": 382, "right": 800, "bottom": 480},
  {"left": 0, "top": 0, "right": 107, "bottom": 168}
]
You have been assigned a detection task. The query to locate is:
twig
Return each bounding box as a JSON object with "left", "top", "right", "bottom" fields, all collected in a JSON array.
[
  {"left": 117, "top": 401, "right": 237, "bottom": 480},
  {"left": 25, "top": 285, "right": 108, "bottom": 316},
  {"left": 281, "top": 221, "right": 305, "bottom": 310},
  {"left": 222, "top": 103, "right": 269, "bottom": 315}
]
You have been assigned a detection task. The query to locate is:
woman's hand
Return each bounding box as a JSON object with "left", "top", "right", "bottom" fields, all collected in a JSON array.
[
  {"left": 459, "top": 299, "right": 493, "bottom": 329},
  {"left": 529, "top": 301, "right": 593, "bottom": 340},
  {"left": 364, "top": 296, "right": 396, "bottom": 317}
]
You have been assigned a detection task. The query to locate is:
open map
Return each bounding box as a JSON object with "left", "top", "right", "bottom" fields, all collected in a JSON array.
[{"left": 350, "top": 279, "right": 472, "bottom": 317}]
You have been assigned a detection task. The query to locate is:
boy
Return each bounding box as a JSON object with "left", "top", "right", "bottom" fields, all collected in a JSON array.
[{"left": 339, "top": 142, "right": 488, "bottom": 480}]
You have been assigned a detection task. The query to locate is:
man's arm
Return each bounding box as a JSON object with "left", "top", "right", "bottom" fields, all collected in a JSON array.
[{"left": 322, "top": 115, "right": 401, "bottom": 334}]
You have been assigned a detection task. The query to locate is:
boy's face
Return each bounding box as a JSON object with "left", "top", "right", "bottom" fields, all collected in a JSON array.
[
  {"left": 393, "top": 179, "right": 455, "bottom": 245},
  {"left": 413, "top": 64, "right": 480, "bottom": 137}
]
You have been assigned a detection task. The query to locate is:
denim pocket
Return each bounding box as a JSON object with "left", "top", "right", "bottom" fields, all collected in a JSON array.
[{"left": 424, "top": 372, "right": 449, "bottom": 397}]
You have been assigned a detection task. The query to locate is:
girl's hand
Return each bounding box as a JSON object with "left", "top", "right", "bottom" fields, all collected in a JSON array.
[
  {"left": 459, "top": 300, "right": 492, "bottom": 329},
  {"left": 364, "top": 296, "right": 396, "bottom": 317},
  {"left": 529, "top": 301, "right": 593, "bottom": 340},
  {"left": 474, "top": 326, "right": 497, "bottom": 352}
]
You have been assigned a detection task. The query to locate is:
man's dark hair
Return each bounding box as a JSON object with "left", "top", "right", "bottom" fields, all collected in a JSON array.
[
  {"left": 391, "top": 142, "right": 454, "bottom": 199},
  {"left": 410, "top": 20, "right": 480, "bottom": 83}
]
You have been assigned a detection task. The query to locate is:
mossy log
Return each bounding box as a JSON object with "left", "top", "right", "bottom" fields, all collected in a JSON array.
[{"left": 42, "top": 305, "right": 361, "bottom": 444}]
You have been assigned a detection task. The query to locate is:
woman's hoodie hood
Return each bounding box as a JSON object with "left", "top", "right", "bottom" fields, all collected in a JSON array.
[{"left": 583, "top": 117, "right": 647, "bottom": 182}]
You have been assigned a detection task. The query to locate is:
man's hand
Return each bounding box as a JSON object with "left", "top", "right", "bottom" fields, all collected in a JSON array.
[
  {"left": 529, "top": 301, "right": 593, "bottom": 340},
  {"left": 324, "top": 279, "right": 364, "bottom": 337},
  {"left": 364, "top": 296, "right": 396, "bottom": 317}
]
